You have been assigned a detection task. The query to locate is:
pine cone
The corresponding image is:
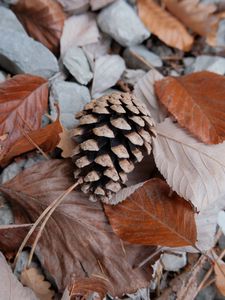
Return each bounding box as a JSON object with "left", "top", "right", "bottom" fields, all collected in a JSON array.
[{"left": 71, "top": 92, "right": 155, "bottom": 204}]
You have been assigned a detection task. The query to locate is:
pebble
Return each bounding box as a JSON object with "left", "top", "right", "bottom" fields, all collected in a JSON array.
[
  {"left": 123, "top": 45, "right": 163, "bottom": 70},
  {"left": 90, "top": 0, "right": 115, "bottom": 10},
  {"left": 0, "top": 70, "right": 6, "bottom": 83},
  {"left": 0, "top": 29, "right": 59, "bottom": 78},
  {"left": 161, "top": 252, "right": 187, "bottom": 272},
  {"left": 188, "top": 55, "right": 225, "bottom": 75},
  {"left": 0, "top": 194, "right": 13, "bottom": 225},
  {"left": 63, "top": 46, "right": 93, "bottom": 85},
  {"left": 122, "top": 69, "right": 146, "bottom": 86},
  {"left": 91, "top": 54, "right": 126, "bottom": 97},
  {"left": 97, "top": 0, "right": 150, "bottom": 47},
  {"left": 60, "top": 13, "right": 100, "bottom": 56},
  {"left": 50, "top": 80, "right": 91, "bottom": 128},
  {"left": 0, "top": 6, "right": 26, "bottom": 33},
  {"left": 57, "top": 0, "right": 89, "bottom": 14},
  {"left": 217, "top": 19, "right": 225, "bottom": 48}
]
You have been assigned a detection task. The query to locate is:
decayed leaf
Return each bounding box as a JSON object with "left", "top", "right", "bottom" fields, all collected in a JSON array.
[
  {"left": 1, "top": 119, "right": 62, "bottom": 166},
  {"left": 105, "top": 178, "right": 197, "bottom": 247},
  {"left": 57, "top": 126, "right": 76, "bottom": 158},
  {"left": 215, "top": 261, "right": 225, "bottom": 296},
  {"left": 0, "top": 252, "right": 38, "bottom": 300},
  {"left": 164, "top": 0, "right": 216, "bottom": 38},
  {"left": 69, "top": 275, "right": 113, "bottom": 299},
  {"left": 133, "top": 69, "right": 167, "bottom": 123},
  {"left": 0, "top": 75, "right": 48, "bottom": 163},
  {"left": 153, "top": 118, "right": 225, "bottom": 211},
  {"left": 21, "top": 268, "right": 54, "bottom": 300},
  {"left": 155, "top": 71, "right": 225, "bottom": 144},
  {"left": 12, "top": 0, "right": 65, "bottom": 54},
  {"left": 0, "top": 159, "right": 156, "bottom": 297},
  {"left": 137, "top": 0, "right": 193, "bottom": 51}
]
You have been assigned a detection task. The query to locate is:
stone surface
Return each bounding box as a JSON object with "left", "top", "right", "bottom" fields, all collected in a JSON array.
[
  {"left": 91, "top": 54, "right": 125, "bottom": 97},
  {"left": 0, "top": 29, "right": 59, "bottom": 78},
  {"left": 123, "top": 45, "right": 162, "bottom": 70},
  {"left": 90, "top": 0, "right": 115, "bottom": 10},
  {"left": 0, "top": 6, "right": 25, "bottom": 33},
  {"left": 161, "top": 252, "right": 187, "bottom": 272},
  {"left": 97, "top": 0, "right": 150, "bottom": 47},
  {"left": 63, "top": 46, "right": 93, "bottom": 85},
  {"left": 0, "top": 70, "right": 6, "bottom": 83},
  {"left": 50, "top": 80, "right": 91, "bottom": 128},
  {"left": 57, "top": 0, "right": 89, "bottom": 14},
  {"left": 60, "top": 12, "right": 100, "bottom": 56},
  {"left": 217, "top": 19, "right": 225, "bottom": 48},
  {"left": 188, "top": 55, "right": 225, "bottom": 75},
  {"left": 122, "top": 68, "right": 146, "bottom": 86}
]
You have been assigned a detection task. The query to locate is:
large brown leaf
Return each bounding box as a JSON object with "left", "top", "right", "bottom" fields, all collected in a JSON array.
[
  {"left": 12, "top": 0, "right": 65, "bottom": 54},
  {"left": 0, "top": 160, "right": 156, "bottom": 297},
  {"left": 164, "top": 0, "right": 216, "bottom": 38},
  {"left": 137, "top": 0, "right": 193, "bottom": 51},
  {"left": 1, "top": 119, "right": 62, "bottom": 166},
  {"left": 0, "top": 75, "right": 48, "bottom": 163},
  {"left": 105, "top": 178, "right": 197, "bottom": 247},
  {"left": 155, "top": 71, "right": 225, "bottom": 144}
]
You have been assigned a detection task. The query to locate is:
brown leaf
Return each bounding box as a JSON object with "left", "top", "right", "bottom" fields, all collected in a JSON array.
[
  {"left": 164, "top": 0, "right": 216, "bottom": 38},
  {"left": 12, "top": 0, "right": 65, "bottom": 54},
  {"left": 105, "top": 178, "right": 197, "bottom": 247},
  {"left": 57, "top": 126, "right": 77, "bottom": 158},
  {"left": 155, "top": 71, "right": 225, "bottom": 144},
  {"left": 137, "top": 0, "right": 193, "bottom": 51},
  {"left": 0, "top": 252, "right": 38, "bottom": 300},
  {"left": 0, "top": 75, "right": 48, "bottom": 163},
  {"left": 0, "top": 159, "right": 156, "bottom": 297},
  {"left": 215, "top": 261, "right": 225, "bottom": 296},
  {"left": 69, "top": 275, "right": 113, "bottom": 299},
  {"left": 21, "top": 268, "right": 54, "bottom": 300},
  {"left": 1, "top": 119, "right": 62, "bottom": 166}
]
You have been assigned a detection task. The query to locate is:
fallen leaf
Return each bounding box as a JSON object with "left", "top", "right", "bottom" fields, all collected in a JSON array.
[
  {"left": 155, "top": 71, "right": 225, "bottom": 144},
  {"left": 105, "top": 178, "right": 197, "bottom": 247},
  {"left": 164, "top": 0, "right": 216, "bottom": 38},
  {"left": 12, "top": 0, "right": 65, "bottom": 54},
  {"left": 137, "top": 0, "right": 193, "bottom": 51},
  {"left": 1, "top": 119, "right": 62, "bottom": 166},
  {"left": 21, "top": 267, "right": 54, "bottom": 300},
  {"left": 69, "top": 275, "right": 113, "bottom": 299},
  {"left": 0, "top": 159, "right": 156, "bottom": 297},
  {"left": 133, "top": 69, "right": 167, "bottom": 123},
  {"left": 57, "top": 126, "right": 76, "bottom": 158},
  {"left": 215, "top": 261, "right": 225, "bottom": 296},
  {"left": 0, "top": 252, "right": 38, "bottom": 300},
  {"left": 0, "top": 75, "right": 48, "bottom": 163},
  {"left": 153, "top": 118, "right": 225, "bottom": 211}
]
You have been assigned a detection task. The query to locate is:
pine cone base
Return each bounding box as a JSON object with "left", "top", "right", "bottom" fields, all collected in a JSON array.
[{"left": 71, "top": 92, "right": 155, "bottom": 204}]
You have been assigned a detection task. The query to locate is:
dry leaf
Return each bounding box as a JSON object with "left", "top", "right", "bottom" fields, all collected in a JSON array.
[
  {"left": 155, "top": 71, "right": 225, "bottom": 144},
  {"left": 164, "top": 0, "right": 216, "bottom": 38},
  {"left": 0, "top": 159, "right": 156, "bottom": 297},
  {"left": 70, "top": 275, "right": 113, "bottom": 299},
  {"left": 133, "top": 69, "right": 167, "bottom": 123},
  {"left": 137, "top": 0, "right": 193, "bottom": 51},
  {"left": 0, "top": 252, "right": 38, "bottom": 300},
  {"left": 57, "top": 126, "right": 76, "bottom": 158},
  {"left": 105, "top": 178, "right": 197, "bottom": 247},
  {"left": 1, "top": 119, "right": 62, "bottom": 166},
  {"left": 12, "top": 0, "right": 65, "bottom": 54},
  {"left": 215, "top": 261, "right": 225, "bottom": 296},
  {"left": 153, "top": 118, "right": 225, "bottom": 211},
  {"left": 0, "top": 75, "right": 48, "bottom": 163},
  {"left": 21, "top": 268, "right": 54, "bottom": 300}
]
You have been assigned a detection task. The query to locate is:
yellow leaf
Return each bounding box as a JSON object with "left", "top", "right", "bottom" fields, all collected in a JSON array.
[{"left": 57, "top": 125, "right": 77, "bottom": 158}]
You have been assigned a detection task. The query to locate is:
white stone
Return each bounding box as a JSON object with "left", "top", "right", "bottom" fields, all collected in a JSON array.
[
  {"left": 122, "top": 69, "right": 146, "bottom": 86},
  {"left": 0, "top": 6, "right": 25, "bottom": 33},
  {"left": 188, "top": 55, "right": 225, "bottom": 75},
  {"left": 161, "top": 252, "right": 187, "bottom": 272}
]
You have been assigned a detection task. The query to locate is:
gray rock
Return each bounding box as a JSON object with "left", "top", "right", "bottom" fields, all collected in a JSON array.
[
  {"left": 97, "top": 0, "right": 150, "bottom": 47},
  {"left": 183, "top": 56, "right": 195, "bottom": 68},
  {"left": 122, "top": 68, "right": 146, "bottom": 86},
  {"left": 50, "top": 80, "right": 91, "bottom": 128},
  {"left": 0, "top": 29, "right": 59, "bottom": 78},
  {"left": 217, "top": 19, "right": 225, "bottom": 48},
  {"left": 188, "top": 55, "right": 225, "bottom": 75},
  {"left": 123, "top": 45, "right": 162, "bottom": 70},
  {"left": 91, "top": 54, "right": 126, "bottom": 97},
  {"left": 90, "top": 0, "right": 115, "bottom": 10},
  {"left": 63, "top": 46, "right": 93, "bottom": 85},
  {"left": 0, "top": 194, "right": 13, "bottom": 225},
  {"left": 161, "top": 252, "right": 187, "bottom": 272},
  {"left": 2, "top": 0, "right": 18, "bottom": 4},
  {"left": 0, "top": 70, "right": 6, "bottom": 83},
  {"left": 57, "top": 0, "right": 89, "bottom": 14},
  {"left": 195, "top": 286, "right": 216, "bottom": 300},
  {"left": 0, "top": 6, "right": 25, "bottom": 33}
]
